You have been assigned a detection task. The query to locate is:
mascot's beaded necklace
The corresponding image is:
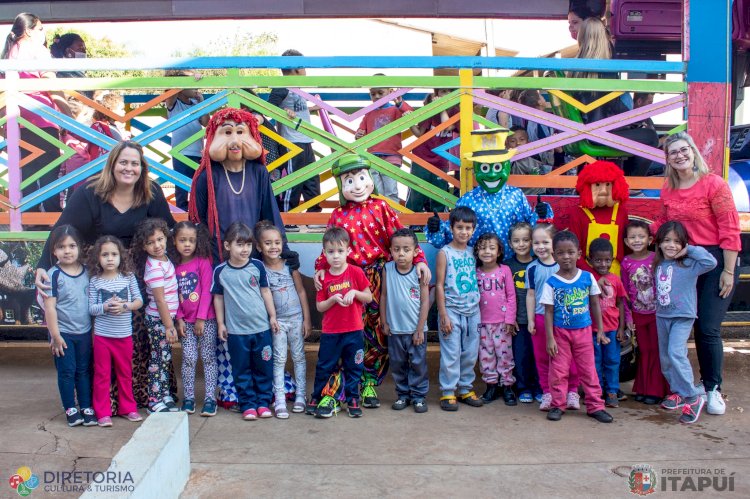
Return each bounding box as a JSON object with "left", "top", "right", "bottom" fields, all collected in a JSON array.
[{"left": 223, "top": 165, "right": 246, "bottom": 195}]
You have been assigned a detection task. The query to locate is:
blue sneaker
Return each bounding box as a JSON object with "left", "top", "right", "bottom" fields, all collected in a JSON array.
[
  {"left": 200, "top": 399, "right": 217, "bottom": 417},
  {"left": 534, "top": 393, "right": 543, "bottom": 404},
  {"left": 519, "top": 391, "right": 534, "bottom": 404},
  {"left": 181, "top": 398, "right": 195, "bottom": 414}
]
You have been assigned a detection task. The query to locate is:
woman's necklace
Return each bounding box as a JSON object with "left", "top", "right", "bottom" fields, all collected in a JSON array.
[{"left": 223, "top": 166, "right": 246, "bottom": 195}]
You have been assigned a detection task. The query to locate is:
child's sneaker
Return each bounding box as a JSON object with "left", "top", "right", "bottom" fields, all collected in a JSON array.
[
  {"left": 391, "top": 397, "right": 410, "bottom": 410},
  {"left": 148, "top": 402, "right": 170, "bottom": 414},
  {"left": 274, "top": 402, "right": 289, "bottom": 419},
  {"left": 661, "top": 393, "right": 685, "bottom": 410},
  {"left": 243, "top": 409, "right": 258, "bottom": 421},
  {"left": 534, "top": 393, "right": 543, "bottom": 404},
  {"left": 539, "top": 393, "right": 552, "bottom": 411},
  {"left": 481, "top": 383, "right": 500, "bottom": 403},
  {"left": 181, "top": 399, "right": 195, "bottom": 414},
  {"left": 413, "top": 399, "right": 428, "bottom": 413},
  {"left": 706, "top": 387, "right": 726, "bottom": 415},
  {"left": 566, "top": 392, "right": 581, "bottom": 410},
  {"left": 605, "top": 392, "right": 619, "bottom": 408},
  {"left": 617, "top": 390, "right": 628, "bottom": 401},
  {"left": 347, "top": 399, "right": 363, "bottom": 418},
  {"left": 679, "top": 396, "right": 705, "bottom": 424},
  {"left": 588, "top": 410, "right": 614, "bottom": 423},
  {"left": 440, "top": 395, "right": 458, "bottom": 412},
  {"left": 97, "top": 416, "right": 113, "bottom": 427},
  {"left": 315, "top": 396, "right": 340, "bottom": 418},
  {"left": 518, "top": 391, "right": 534, "bottom": 404},
  {"left": 257, "top": 406, "right": 273, "bottom": 418},
  {"left": 503, "top": 387, "right": 518, "bottom": 406},
  {"left": 66, "top": 408, "right": 84, "bottom": 427},
  {"left": 547, "top": 408, "right": 563, "bottom": 421},
  {"left": 200, "top": 399, "right": 217, "bottom": 417},
  {"left": 292, "top": 398, "right": 306, "bottom": 414},
  {"left": 305, "top": 398, "right": 319, "bottom": 416},
  {"left": 122, "top": 412, "right": 143, "bottom": 422},
  {"left": 163, "top": 396, "right": 179, "bottom": 412},
  {"left": 362, "top": 385, "right": 380, "bottom": 408},
  {"left": 81, "top": 408, "right": 97, "bottom": 426},
  {"left": 457, "top": 391, "right": 484, "bottom": 407}
]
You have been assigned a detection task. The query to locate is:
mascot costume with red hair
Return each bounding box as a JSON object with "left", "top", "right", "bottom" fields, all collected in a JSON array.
[
  {"left": 188, "top": 108, "right": 296, "bottom": 410},
  {"left": 569, "top": 160, "right": 630, "bottom": 275}
]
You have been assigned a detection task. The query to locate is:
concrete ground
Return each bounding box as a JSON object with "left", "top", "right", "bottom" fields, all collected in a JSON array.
[{"left": 2, "top": 342, "right": 749, "bottom": 499}]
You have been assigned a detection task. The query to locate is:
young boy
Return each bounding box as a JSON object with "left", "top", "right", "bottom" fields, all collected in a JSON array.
[
  {"left": 268, "top": 49, "right": 321, "bottom": 228},
  {"left": 313, "top": 227, "right": 373, "bottom": 418},
  {"left": 587, "top": 238, "right": 627, "bottom": 408},
  {"left": 508, "top": 126, "right": 549, "bottom": 196},
  {"left": 380, "top": 228, "right": 430, "bottom": 413},
  {"left": 540, "top": 231, "right": 613, "bottom": 423},
  {"left": 436, "top": 206, "right": 483, "bottom": 411},
  {"left": 212, "top": 222, "right": 279, "bottom": 421},
  {"left": 355, "top": 76, "right": 413, "bottom": 203}
]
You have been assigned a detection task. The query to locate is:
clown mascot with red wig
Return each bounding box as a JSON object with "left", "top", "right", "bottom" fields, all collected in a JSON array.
[
  {"left": 189, "top": 107, "right": 297, "bottom": 411},
  {"left": 568, "top": 160, "right": 630, "bottom": 275}
]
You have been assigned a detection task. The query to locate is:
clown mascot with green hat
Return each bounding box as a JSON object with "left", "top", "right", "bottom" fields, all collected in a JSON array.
[
  {"left": 425, "top": 128, "right": 551, "bottom": 255},
  {"left": 312, "top": 154, "right": 431, "bottom": 413}
]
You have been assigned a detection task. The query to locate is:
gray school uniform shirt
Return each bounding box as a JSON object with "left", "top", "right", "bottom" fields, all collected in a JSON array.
[
  {"left": 655, "top": 246, "right": 717, "bottom": 319},
  {"left": 49, "top": 265, "right": 91, "bottom": 335},
  {"left": 265, "top": 264, "right": 302, "bottom": 321},
  {"left": 211, "top": 259, "right": 271, "bottom": 334},
  {"left": 441, "top": 244, "right": 480, "bottom": 316},
  {"left": 384, "top": 261, "right": 427, "bottom": 334},
  {"left": 269, "top": 88, "right": 313, "bottom": 144}
]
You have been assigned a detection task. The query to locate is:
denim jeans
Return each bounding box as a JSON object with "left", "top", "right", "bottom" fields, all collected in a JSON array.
[
  {"left": 593, "top": 330, "right": 621, "bottom": 393},
  {"left": 54, "top": 332, "right": 93, "bottom": 409},
  {"left": 656, "top": 316, "right": 702, "bottom": 399},
  {"left": 512, "top": 323, "right": 540, "bottom": 394}
]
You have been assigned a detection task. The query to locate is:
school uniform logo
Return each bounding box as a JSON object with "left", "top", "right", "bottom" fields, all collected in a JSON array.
[
  {"left": 249, "top": 275, "right": 259, "bottom": 288},
  {"left": 354, "top": 349, "right": 364, "bottom": 365},
  {"left": 409, "top": 286, "right": 420, "bottom": 300},
  {"left": 261, "top": 345, "right": 272, "bottom": 361}
]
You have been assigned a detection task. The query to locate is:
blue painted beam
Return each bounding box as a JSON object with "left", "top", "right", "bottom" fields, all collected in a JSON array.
[
  {"left": 0, "top": 56, "right": 685, "bottom": 74},
  {"left": 686, "top": 0, "right": 732, "bottom": 83}
]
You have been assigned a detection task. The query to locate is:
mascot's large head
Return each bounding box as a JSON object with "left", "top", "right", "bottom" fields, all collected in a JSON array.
[
  {"left": 188, "top": 108, "right": 267, "bottom": 255},
  {"left": 463, "top": 128, "right": 516, "bottom": 194},
  {"left": 575, "top": 160, "right": 630, "bottom": 209},
  {"left": 331, "top": 154, "right": 378, "bottom": 205}
]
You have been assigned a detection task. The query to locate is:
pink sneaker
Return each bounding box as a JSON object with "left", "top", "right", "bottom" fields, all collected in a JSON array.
[
  {"left": 122, "top": 412, "right": 143, "bottom": 422},
  {"left": 539, "top": 393, "right": 552, "bottom": 411},
  {"left": 242, "top": 409, "right": 258, "bottom": 421},
  {"left": 566, "top": 392, "right": 581, "bottom": 410},
  {"left": 97, "top": 417, "right": 113, "bottom": 427},
  {"left": 257, "top": 406, "right": 273, "bottom": 418}
]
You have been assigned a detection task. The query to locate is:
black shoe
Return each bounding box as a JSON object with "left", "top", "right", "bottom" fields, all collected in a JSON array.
[
  {"left": 588, "top": 410, "right": 614, "bottom": 423},
  {"left": 347, "top": 399, "right": 363, "bottom": 418},
  {"left": 66, "top": 407, "right": 84, "bottom": 427},
  {"left": 634, "top": 394, "right": 645, "bottom": 403},
  {"left": 547, "top": 408, "right": 563, "bottom": 421},
  {"left": 643, "top": 396, "right": 662, "bottom": 405},
  {"left": 391, "top": 398, "right": 410, "bottom": 410},
  {"left": 617, "top": 390, "right": 628, "bottom": 401},
  {"left": 81, "top": 408, "right": 97, "bottom": 426},
  {"left": 362, "top": 386, "right": 380, "bottom": 408},
  {"left": 314, "top": 396, "right": 340, "bottom": 419},
  {"left": 413, "top": 398, "right": 428, "bottom": 413},
  {"left": 284, "top": 224, "right": 300, "bottom": 233},
  {"left": 481, "top": 384, "right": 500, "bottom": 403},
  {"left": 305, "top": 398, "right": 319, "bottom": 416},
  {"left": 503, "top": 387, "right": 518, "bottom": 406}
]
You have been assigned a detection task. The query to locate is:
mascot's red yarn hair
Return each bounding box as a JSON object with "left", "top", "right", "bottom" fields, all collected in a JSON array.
[
  {"left": 187, "top": 108, "right": 267, "bottom": 257},
  {"left": 575, "top": 160, "right": 629, "bottom": 209}
]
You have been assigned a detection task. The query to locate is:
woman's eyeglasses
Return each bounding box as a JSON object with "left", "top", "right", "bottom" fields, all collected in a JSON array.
[{"left": 667, "top": 147, "right": 691, "bottom": 158}]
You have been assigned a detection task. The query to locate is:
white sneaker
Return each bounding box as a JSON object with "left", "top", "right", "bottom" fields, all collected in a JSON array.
[
  {"left": 539, "top": 393, "right": 552, "bottom": 411},
  {"left": 566, "top": 391, "right": 581, "bottom": 410},
  {"left": 706, "top": 387, "right": 726, "bottom": 415}
]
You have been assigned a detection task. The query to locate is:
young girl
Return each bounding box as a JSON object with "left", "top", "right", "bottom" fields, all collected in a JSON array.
[
  {"left": 44, "top": 225, "right": 96, "bottom": 427},
  {"left": 653, "top": 221, "right": 716, "bottom": 424},
  {"left": 254, "top": 221, "right": 311, "bottom": 418},
  {"left": 621, "top": 220, "right": 669, "bottom": 405},
  {"left": 504, "top": 222, "right": 541, "bottom": 404},
  {"left": 132, "top": 218, "right": 179, "bottom": 413},
  {"left": 212, "top": 222, "right": 279, "bottom": 420},
  {"left": 88, "top": 235, "right": 143, "bottom": 427},
  {"left": 475, "top": 233, "right": 517, "bottom": 405},
  {"left": 525, "top": 223, "right": 580, "bottom": 411},
  {"left": 172, "top": 222, "right": 219, "bottom": 417}
]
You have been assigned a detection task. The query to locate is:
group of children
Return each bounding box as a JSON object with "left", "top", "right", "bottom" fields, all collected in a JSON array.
[{"left": 46, "top": 203, "right": 717, "bottom": 427}]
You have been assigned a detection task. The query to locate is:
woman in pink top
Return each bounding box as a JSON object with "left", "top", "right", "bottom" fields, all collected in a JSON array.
[
  {"left": 654, "top": 132, "right": 741, "bottom": 416},
  {"left": 2, "top": 13, "right": 72, "bottom": 212}
]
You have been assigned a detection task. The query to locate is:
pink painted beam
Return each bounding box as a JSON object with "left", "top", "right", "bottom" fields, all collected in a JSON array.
[{"left": 291, "top": 87, "right": 411, "bottom": 122}]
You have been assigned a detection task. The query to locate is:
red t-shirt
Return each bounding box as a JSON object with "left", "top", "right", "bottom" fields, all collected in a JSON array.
[
  {"left": 316, "top": 265, "right": 370, "bottom": 334},
  {"left": 357, "top": 102, "right": 413, "bottom": 156},
  {"left": 595, "top": 272, "right": 627, "bottom": 332}
]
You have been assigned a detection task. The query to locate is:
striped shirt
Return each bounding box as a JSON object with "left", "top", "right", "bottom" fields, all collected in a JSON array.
[
  {"left": 144, "top": 256, "right": 179, "bottom": 318},
  {"left": 88, "top": 273, "right": 142, "bottom": 338}
]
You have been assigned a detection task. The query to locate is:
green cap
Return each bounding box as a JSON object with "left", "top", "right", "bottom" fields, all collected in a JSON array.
[{"left": 332, "top": 154, "right": 371, "bottom": 178}]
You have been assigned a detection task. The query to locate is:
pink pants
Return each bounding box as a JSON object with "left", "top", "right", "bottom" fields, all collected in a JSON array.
[
  {"left": 549, "top": 326, "right": 605, "bottom": 413},
  {"left": 532, "top": 314, "right": 579, "bottom": 393},
  {"left": 93, "top": 334, "right": 136, "bottom": 418},
  {"left": 479, "top": 323, "right": 515, "bottom": 386}
]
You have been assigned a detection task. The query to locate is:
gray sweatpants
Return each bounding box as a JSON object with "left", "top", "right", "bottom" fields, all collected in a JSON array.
[
  {"left": 388, "top": 334, "right": 429, "bottom": 399},
  {"left": 439, "top": 308, "right": 480, "bottom": 396},
  {"left": 656, "top": 316, "right": 702, "bottom": 400}
]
